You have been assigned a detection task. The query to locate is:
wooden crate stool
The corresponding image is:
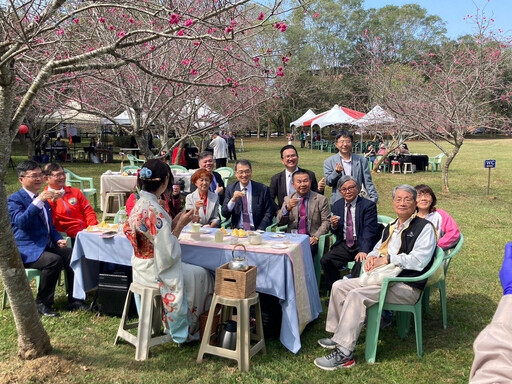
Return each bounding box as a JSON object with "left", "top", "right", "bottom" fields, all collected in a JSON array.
[
  {"left": 102, "top": 192, "right": 125, "bottom": 221},
  {"left": 391, "top": 161, "right": 401, "bottom": 174},
  {"left": 114, "top": 282, "right": 171, "bottom": 361},
  {"left": 403, "top": 162, "right": 413, "bottom": 174},
  {"left": 197, "top": 292, "right": 266, "bottom": 372}
]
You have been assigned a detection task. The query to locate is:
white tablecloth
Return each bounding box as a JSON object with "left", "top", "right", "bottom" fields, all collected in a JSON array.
[
  {"left": 100, "top": 173, "right": 137, "bottom": 211},
  {"left": 70, "top": 230, "right": 321, "bottom": 354}
]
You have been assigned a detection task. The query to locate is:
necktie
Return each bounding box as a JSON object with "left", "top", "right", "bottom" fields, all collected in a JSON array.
[
  {"left": 346, "top": 202, "right": 354, "bottom": 247},
  {"left": 288, "top": 174, "right": 295, "bottom": 195},
  {"left": 241, "top": 188, "right": 251, "bottom": 230},
  {"left": 210, "top": 176, "right": 217, "bottom": 193},
  {"left": 298, "top": 197, "right": 307, "bottom": 234}
]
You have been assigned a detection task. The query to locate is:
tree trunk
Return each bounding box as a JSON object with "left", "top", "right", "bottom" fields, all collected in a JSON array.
[
  {"left": 266, "top": 118, "right": 271, "bottom": 141},
  {"left": 0, "top": 184, "right": 53, "bottom": 359}
]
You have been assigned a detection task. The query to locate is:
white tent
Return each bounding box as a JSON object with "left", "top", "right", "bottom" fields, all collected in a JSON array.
[
  {"left": 43, "top": 100, "right": 102, "bottom": 126},
  {"left": 311, "top": 105, "right": 360, "bottom": 128},
  {"left": 290, "top": 109, "right": 317, "bottom": 128},
  {"left": 102, "top": 108, "right": 150, "bottom": 126},
  {"left": 354, "top": 105, "right": 395, "bottom": 127}
]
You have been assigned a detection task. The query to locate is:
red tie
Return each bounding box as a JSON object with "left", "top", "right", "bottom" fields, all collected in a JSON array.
[
  {"left": 241, "top": 188, "right": 251, "bottom": 230},
  {"left": 298, "top": 197, "right": 307, "bottom": 234},
  {"left": 346, "top": 202, "right": 354, "bottom": 247}
]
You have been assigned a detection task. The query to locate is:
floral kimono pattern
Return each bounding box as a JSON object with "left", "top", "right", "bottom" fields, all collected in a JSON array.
[{"left": 125, "top": 190, "right": 213, "bottom": 343}]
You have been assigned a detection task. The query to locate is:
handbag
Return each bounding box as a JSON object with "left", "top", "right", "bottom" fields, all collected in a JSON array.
[{"left": 359, "top": 262, "right": 402, "bottom": 286}]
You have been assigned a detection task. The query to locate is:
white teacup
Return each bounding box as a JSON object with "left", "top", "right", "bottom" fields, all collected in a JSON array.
[
  {"left": 248, "top": 233, "right": 262, "bottom": 245},
  {"left": 190, "top": 223, "right": 201, "bottom": 233}
]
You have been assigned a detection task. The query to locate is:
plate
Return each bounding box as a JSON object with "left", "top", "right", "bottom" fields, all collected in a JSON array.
[
  {"left": 100, "top": 232, "right": 117, "bottom": 239},
  {"left": 271, "top": 243, "right": 288, "bottom": 249},
  {"left": 88, "top": 224, "right": 118, "bottom": 232},
  {"left": 185, "top": 228, "right": 210, "bottom": 234},
  {"left": 271, "top": 234, "right": 285, "bottom": 238}
]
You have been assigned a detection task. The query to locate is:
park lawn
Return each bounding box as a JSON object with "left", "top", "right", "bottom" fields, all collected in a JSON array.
[{"left": 1, "top": 137, "right": 511, "bottom": 383}]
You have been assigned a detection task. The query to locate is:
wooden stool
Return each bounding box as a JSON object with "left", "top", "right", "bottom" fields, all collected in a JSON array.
[
  {"left": 102, "top": 192, "right": 125, "bottom": 221},
  {"left": 391, "top": 161, "right": 401, "bottom": 174},
  {"left": 197, "top": 292, "right": 266, "bottom": 372},
  {"left": 114, "top": 282, "right": 171, "bottom": 361},
  {"left": 403, "top": 162, "right": 413, "bottom": 174}
]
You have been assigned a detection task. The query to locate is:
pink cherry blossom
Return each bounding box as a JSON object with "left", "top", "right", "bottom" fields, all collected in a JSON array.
[
  {"left": 257, "top": 12, "right": 264, "bottom": 21},
  {"left": 190, "top": 69, "right": 198, "bottom": 75},
  {"left": 225, "top": 26, "right": 233, "bottom": 34},
  {"left": 73, "top": 18, "right": 79, "bottom": 24},
  {"left": 169, "top": 13, "right": 180, "bottom": 24},
  {"left": 109, "top": 25, "right": 115, "bottom": 30},
  {"left": 98, "top": 17, "right": 106, "bottom": 23},
  {"left": 56, "top": 29, "right": 65, "bottom": 35},
  {"left": 207, "top": 27, "right": 217, "bottom": 34},
  {"left": 193, "top": 41, "right": 200, "bottom": 46},
  {"left": 185, "top": 19, "right": 194, "bottom": 27},
  {"left": 313, "top": 12, "right": 319, "bottom": 18},
  {"left": 176, "top": 30, "right": 184, "bottom": 36},
  {"left": 129, "top": 18, "right": 135, "bottom": 24},
  {"left": 231, "top": 20, "right": 237, "bottom": 26},
  {"left": 117, "top": 31, "right": 126, "bottom": 38}
]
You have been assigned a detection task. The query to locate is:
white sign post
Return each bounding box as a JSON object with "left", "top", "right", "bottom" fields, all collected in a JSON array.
[{"left": 484, "top": 160, "right": 496, "bottom": 195}]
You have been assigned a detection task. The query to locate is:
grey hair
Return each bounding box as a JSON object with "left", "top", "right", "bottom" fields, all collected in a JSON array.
[
  {"left": 337, "top": 175, "right": 360, "bottom": 191},
  {"left": 392, "top": 184, "right": 417, "bottom": 200}
]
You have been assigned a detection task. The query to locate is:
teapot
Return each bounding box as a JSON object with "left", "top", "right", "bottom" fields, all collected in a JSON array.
[
  {"left": 216, "top": 320, "right": 237, "bottom": 350},
  {"left": 228, "top": 244, "right": 249, "bottom": 271}
]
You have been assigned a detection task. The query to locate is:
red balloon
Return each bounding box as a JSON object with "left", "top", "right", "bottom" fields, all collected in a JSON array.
[{"left": 19, "top": 125, "right": 29, "bottom": 134}]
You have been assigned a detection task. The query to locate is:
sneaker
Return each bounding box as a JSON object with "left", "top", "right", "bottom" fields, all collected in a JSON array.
[
  {"left": 317, "top": 338, "right": 337, "bottom": 349},
  {"left": 314, "top": 348, "right": 356, "bottom": 370}
]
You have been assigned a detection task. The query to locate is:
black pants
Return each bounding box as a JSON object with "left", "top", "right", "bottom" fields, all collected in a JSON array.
[
  {"left": 228, "top": 145, "right": 237, "bottom": 161},
  {"left": 216, "top": 158, "right": 227, "bottom": 168},
  {"left": 24, "top": 246, "right": 74, "bottom": 307},
  {"left": 320, "top": 240, "right": 360, "bottom": 291}
]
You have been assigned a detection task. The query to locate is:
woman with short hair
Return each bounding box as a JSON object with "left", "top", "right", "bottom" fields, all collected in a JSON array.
[{"left": 185, "top": 168, "right": 220, "bottom": 227}]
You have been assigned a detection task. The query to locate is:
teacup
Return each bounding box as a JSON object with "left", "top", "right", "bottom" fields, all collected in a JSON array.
[
  {"left": 190, "top": 223, "right": 201, "bottom": 233},
  {"left": 248, "top": 233, "right": 262, "bottom": 245}
]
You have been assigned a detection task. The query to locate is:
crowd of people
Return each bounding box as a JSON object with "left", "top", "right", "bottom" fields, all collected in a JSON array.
[{"left": 8, "top": 129, "right": 470, "bottom": 371}]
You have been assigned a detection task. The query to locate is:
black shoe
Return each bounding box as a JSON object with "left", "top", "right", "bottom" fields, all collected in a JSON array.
[
  {"left": 66, "top": 300, "right": 90, "bottom": 311},
  {"left": 37, "top": 303, "right": 60, "bottom": 317}
]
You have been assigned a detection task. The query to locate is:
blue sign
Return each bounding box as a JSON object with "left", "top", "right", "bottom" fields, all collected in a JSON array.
[{"left": 484, "top": 160, "right": 496, "bottom": 168}]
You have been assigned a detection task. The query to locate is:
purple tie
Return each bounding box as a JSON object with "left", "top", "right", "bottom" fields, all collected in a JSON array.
[
  {"left": 346, "top": 202, "right": 354, "bottom": 247},
  {"left": 241, "top": 188, "right": 251, "bottom": 230},
  {"left": 298, "top": 197, "right": 307, "bottom": 234}
]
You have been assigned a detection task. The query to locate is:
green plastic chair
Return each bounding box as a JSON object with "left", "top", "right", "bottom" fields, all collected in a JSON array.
[
  {"left": 127, "top": 154, "right": 145, "bottom": 167},
  {"left": 377, "top": 215, "right": 394, "bottom": 225},
  {"left": 364, "top": 247, "right": 444, "bottom": 363},
  {"left": 422, "top": 233, "right": 464, "bottom": 329},
  {"left": 2, "top": 269, "right": 42, "bottom": 310},
  {"left": 219, "top": 206, "right": 232, "bottom": 229},
  {"left": 428, "top": 153, "right": 445, "bottom": 172},
  {"left": 216, "top": 166, "right": 234, "bottom": 186},
  {"left": 122, "top": 165, "right": 141, "bottom": 174},
  {"left": 169, "top": 164, "right": 188, "bottom": 173},
  {"left": 64, "top": 168, "right": 98, "bottom": 210}
]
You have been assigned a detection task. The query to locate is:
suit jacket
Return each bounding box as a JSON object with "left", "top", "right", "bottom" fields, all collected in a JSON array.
[
  {"left": 269, "top": 167, "right": 320, "bottom": 210},
  {"left": 8, "top": 188, "right": 63, "bottom": 264},
  {"left": 277, "top": 191, "right": 330, "bottom": 238},
  {"left": 189, "top": 171, "right": 225, "bottom": 205},
  {"left": 221, "top": 181, "right": 275, "bottom": 230},
  {"left": 185, "top": 189, "right": 220, "bottom": 226},
  {"left": 323, "top": 153, "right": 378, "bottom": 205},
  {"left": 331, "top": 196, "right": 378, "bottom": 254}
]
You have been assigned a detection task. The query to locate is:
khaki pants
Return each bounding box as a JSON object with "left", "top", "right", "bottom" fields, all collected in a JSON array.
[{"left": 326, "top": 278, "right": 420, "bottom": 352}]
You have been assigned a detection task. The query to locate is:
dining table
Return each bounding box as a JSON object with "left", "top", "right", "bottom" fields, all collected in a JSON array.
[
  {"left": 388, "top": 154, "right": 429, "bottom": 172},
  {"left": 70, "top": 228, "right": 322, "bottom": 354},
  {"left": 99, "top": 172, "right": 137, "bottom": 211}
]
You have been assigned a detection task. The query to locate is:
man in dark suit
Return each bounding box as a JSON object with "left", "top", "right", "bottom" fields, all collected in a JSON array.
[
  {"left": 190, "top": 151, "right": 225, "bottom": 205},
  {"left": 222, "top": 159, "right": 275, "bottom": 230},
  {"left": 8, "top": 160, "right": 86, "bottom": 317},
  {"left": 269, "top": 145, "right": 325, "bottom": 210},
  {"left": 321, "top": 175, "right": 379, "bottom": 291},
  {"left": 276, "top": 170, "right": 330, "bottom": 257}
]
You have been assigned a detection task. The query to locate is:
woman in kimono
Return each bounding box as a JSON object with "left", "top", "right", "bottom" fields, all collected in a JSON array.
[
  {"left": 185, "top": 168, "right": 220, "bottom": 227},
  {"left": 124, "top": 159, "right": 213, "bottom": 343}
]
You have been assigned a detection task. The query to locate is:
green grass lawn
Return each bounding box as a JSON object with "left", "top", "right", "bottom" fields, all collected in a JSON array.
[{"left": 1, "top": 137, "right": 511, "bottom": 383}]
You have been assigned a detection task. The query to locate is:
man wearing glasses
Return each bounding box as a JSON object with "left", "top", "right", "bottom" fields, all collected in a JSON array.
[
  {"left": 8, "top": 160, "right": 87, "bottom": 316},
  {"left": 324, "top": 131, "right": 378, "bottom": 205},
  {"left": 270, "top": 145, "right": 325, "bottom": 210},
  {"left": 320, "top": 176, "right": 379, "bottom": 291},
  {"left": 222, "top": 159, "right": 275, "bottom": 230},
  {"left": 43, "top": 163, "right": 98, "bottom": 242}
]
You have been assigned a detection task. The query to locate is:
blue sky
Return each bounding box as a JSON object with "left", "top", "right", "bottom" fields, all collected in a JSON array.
[{"left": 363, "top": 0, "right": 512, "bottom": 39}]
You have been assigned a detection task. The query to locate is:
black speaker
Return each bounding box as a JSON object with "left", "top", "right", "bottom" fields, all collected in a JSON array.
[
  {"left": 96, "top": 271, "right": 137, "bottom": 317},
  {"left": 71, "top": 135, "right": 81, "bottom": 143}
]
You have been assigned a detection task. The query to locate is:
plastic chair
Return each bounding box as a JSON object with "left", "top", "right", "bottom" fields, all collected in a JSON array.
[
  {"left": 364, "top": 247, "right": 444, "bottom": 363},
  {"left": 169, "top": 164, "right": 188, "bottom": 173},
  {"left": 127, "top": 154, "right": 145, "bottom": 167},
  {"left": 374, "top": 155, "right": 389, "bottom": 173},
  {"left": 216, "top": 167, "right": 234, "bottom": 186},
  {"left": 377, "top": 215, "right": 394, "bottom": 225},
  {"left": 422, "top": 233, "right": 464, "bottom": 329},
  {"left": 64, "top": 168, "right": 98, "bottom": 210},
  {"left": 2, "top": 269, "right": 42, "bottom": 309},
  {"left": 219, "top": 206, "right": 232, "bottom": 229},
  {"left": 428, "top": 153, "right": 445, "bottom": 172},
  {"left": 122, "top": 165, "right": 141, "bottom": 174}
]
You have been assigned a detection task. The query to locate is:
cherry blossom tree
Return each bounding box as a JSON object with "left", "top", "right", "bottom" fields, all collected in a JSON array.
[{"left": 0, "top": 0, "right": 299, "bottom": 359}]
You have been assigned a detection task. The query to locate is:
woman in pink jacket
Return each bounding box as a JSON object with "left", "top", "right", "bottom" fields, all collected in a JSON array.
[{"left": 415, "top": 184, "right": 461, "bottom": 250}]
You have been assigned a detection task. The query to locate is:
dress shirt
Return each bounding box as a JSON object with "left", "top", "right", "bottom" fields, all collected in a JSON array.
[
  {"left": 227, "top": 181, "right": 254, "bottom": 228},
  {"left": 368, "top": 216, "right": 437, "bottom": 271},
  {"left": 281, "top": 191, "right": 310, "bottom": 216},
  {"left": 344, "top": 200, "right": 357, "bottom": 240},
  {"left": 341, "top": 154, "right": 353, "bottom": 178},
  {"left": 24, "top": 187, "right": 49, "bottom": 232},
  {"left": 285, "top": 167, "right": 298, "bottom": 196}
]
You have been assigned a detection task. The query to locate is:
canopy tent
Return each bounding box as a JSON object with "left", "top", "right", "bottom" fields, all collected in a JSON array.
[
  {"left": 354, "top": 105, "right": 395, "bottom": 127},
  {"left": 102, "top": 108, "right": 151, "bottom": 126},
  {"left": 195, "top": 101, "right": 229, "bottom": 131},
  {"left": 42, "top": 100, "right": 102, "bottom": 126},
  {"left": 303, "top": 112, "right": 328, "bottom": 127},
  {"left": 290, "top": 109, "right": 317, "bottom": 128},
  {"left": 312, "top": 105, "right": 362, "bottom": 128}
]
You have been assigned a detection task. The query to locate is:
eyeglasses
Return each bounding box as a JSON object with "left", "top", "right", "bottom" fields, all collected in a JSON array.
[
  {"left": 337, "top": 140, "right": 352, "bottom": 145},
  {"left": 393, "top": 197, "right": 415, "bottom": 204},
  {"left": 49, "top": 172, "right": 66, "bottom": 178},
  {"left": 283, "top": 154, "right": 297, "bottom": 159},
  {"left": 340, "top": 185, "right": 357, "bottom": 193},
  {"left": 236, "top": 170, "right": 251, "bottom": 175},
  {"left": 22, "top": 173, "right": 44, "bottom": 179}
]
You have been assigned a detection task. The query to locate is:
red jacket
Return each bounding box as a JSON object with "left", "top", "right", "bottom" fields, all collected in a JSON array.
[{"left": 45, "top": 186, "right": 98, "bottom": 237}]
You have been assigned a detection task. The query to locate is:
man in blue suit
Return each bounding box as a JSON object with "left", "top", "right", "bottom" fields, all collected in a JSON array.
[
  {"left": 324, "top": 131, "right": 378, "bottom": 205},
  {"left": 321, "top": 176, "right": 379, "bottom": 291},
  {"left": 222, "top": 159, "right": 275, "bottom": 230},
  {"left": 8, "top": 160, "right": 86, "bottom": 316}
]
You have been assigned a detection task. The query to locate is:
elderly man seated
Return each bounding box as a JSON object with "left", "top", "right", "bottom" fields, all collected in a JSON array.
[
  {"left": 276, "top": 170, "right": 330, "bottom": 256},
  {"left": 314, "top": 184, "right": 437, "bottom": 370}
]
